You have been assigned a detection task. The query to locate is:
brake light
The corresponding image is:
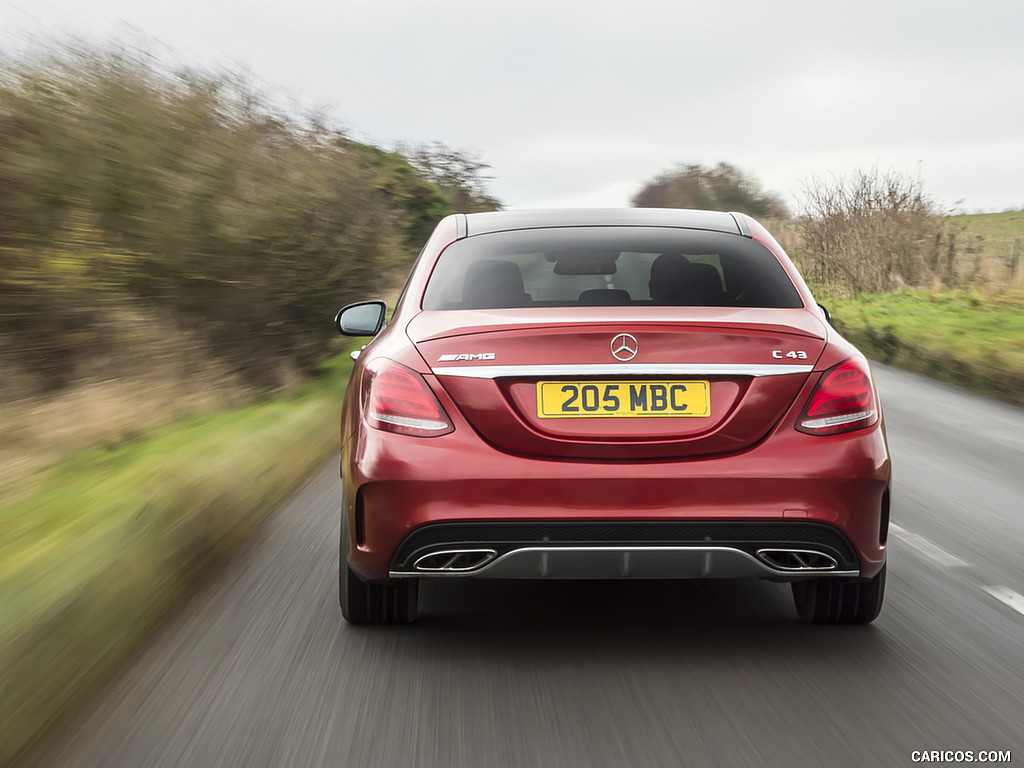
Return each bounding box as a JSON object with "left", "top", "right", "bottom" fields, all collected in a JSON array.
[
  {"left": 796, "top": 357, "right": 878, "bottom": 436},
  {"left": 364, "top": 359, "right": 454, "bottom": 437}
]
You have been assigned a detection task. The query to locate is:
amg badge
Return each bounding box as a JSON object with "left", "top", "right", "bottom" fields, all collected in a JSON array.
[{"left": 437, "top": 353, "right": 496, "bottom": 362}]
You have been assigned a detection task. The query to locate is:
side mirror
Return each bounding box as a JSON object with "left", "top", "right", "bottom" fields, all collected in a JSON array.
[
  {"left": 817, "top": 303, "right": 832, "bottom": 326},
  {"left": 335, "top": 300, "right": 387, "bottom": 336}
]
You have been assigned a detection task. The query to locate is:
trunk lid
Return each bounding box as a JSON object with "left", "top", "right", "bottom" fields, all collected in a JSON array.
[{"left": 409, "top": 308, "right": 827, "bottom": 460}]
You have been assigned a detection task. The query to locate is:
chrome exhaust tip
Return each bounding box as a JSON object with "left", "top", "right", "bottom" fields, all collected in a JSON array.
[
  {"left": 413, "top": 549, "right": 498, "bottom": 572},
  {"left": 756, "top": 549, "right": 839, "bottom": 571}
]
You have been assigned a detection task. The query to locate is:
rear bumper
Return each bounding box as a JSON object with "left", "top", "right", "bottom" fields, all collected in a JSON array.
[{"left": 343, "top": 420, "right": 891, "bottom": 582}]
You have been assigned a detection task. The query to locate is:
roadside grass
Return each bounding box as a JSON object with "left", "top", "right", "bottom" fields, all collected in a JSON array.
[
  {"left": 825, "top": 289, "right": 1024, "bottom": 406},
  {"left": 0, "top": 351, "right": 354, "bottom": 767}
]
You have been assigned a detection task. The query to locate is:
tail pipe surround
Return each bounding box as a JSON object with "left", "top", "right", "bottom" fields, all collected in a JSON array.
[
  {"left": 755, "top": 549, "right": 839, "bottom": 571},
  {"left": 413, "top": 549, "right": 498, "bottom": 572}
]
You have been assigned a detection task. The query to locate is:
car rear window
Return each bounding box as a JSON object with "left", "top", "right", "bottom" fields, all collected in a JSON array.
[{"left": 421, "top": 227, "right": 804, "bottom": 310}]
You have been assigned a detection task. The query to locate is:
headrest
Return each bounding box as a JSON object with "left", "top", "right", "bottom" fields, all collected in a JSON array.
[{"left": 461, "top": 260, "right": 531, "bottom": 308}]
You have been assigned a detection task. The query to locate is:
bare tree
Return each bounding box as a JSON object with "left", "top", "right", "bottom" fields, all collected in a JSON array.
[{"left": 798, "top": 169, "right": 946, "bottom": 295}]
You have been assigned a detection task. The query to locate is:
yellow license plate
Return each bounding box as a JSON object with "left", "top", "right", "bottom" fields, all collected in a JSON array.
[{"left": 537, "top": 380, "right": 710, "bottom": 418}]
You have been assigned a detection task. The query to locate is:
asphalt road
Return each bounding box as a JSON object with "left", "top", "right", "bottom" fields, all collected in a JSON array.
[{"left": 40, "top": 363, "right": 1023, "bottom": 768}]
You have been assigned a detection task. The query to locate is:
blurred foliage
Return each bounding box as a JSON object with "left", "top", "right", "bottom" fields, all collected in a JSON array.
[
  {"left": 0, "top": 42, "right": 461, "bottom": 393},
  {"left": 0, "top": 350, "right": 355, "bottom": 767},
  {"left": 632, "top": 162, "right": 789, "bottom": 218},
  {"left": 398, "top": 141, "right": 502, "bottom": 213}
]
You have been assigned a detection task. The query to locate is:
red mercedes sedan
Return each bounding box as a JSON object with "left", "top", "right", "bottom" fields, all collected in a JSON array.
[{"left": 335, "top": 209, "right": 890, "bottom": 625}]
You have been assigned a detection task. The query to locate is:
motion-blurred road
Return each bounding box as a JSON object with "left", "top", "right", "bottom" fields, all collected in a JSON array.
[{"left": 41, "top": 364, "right": 1023, "bottom": 767}]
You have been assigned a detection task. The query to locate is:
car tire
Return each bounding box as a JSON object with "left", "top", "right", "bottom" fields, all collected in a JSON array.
[
  {"left": 791, "top": 563, "right": 886, "bottom": 625},
  {"left": 340, "top": 512, "right": 418, "bottom": 625}
]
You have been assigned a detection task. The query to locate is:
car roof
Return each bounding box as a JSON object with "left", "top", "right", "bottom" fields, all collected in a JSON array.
[{"left": 461, "top": 208, "right": 750, "bottom": 238}]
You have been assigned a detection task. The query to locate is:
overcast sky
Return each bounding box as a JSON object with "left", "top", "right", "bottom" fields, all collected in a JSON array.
[{"left": 3, "top": 0, "right": 1022, "bottom": 214}]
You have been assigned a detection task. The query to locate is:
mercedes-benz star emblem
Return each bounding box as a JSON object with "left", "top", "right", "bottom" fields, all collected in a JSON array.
[{"left": 610, "top": 333, "right": 638, "bottom": 362}]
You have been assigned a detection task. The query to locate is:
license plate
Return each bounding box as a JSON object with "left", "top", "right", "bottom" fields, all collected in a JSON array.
[{"left": 536, "top": 380, "right": 710, "bottom": 418}]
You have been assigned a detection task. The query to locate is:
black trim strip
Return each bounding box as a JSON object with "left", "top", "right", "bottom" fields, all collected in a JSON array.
[
  {"left": 391, "top": 521, "right": 858, "bottom": 572},
  {"left": 729, "top": 212, "right": 752, "bottom": 238}
]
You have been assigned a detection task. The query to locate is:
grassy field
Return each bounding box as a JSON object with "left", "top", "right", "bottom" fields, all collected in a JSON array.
[
  {"left": 826, "top": 289, "right": 1024, "bottom": 406},
  {"left": 0, "top": 351, "right": 354, "bottom": 767},
  {"left": 947, "top": 210, "right": 1024, "bottom": 240},
  {"left": 942, "top": 210, "right": 1024, "bottom": 287}
]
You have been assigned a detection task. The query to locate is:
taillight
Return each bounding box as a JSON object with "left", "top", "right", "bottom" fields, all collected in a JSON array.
[
  {"left": 796, "top": 356, "right": 878, "bottom": 436},
  {"left": 363, "top": 359, "right": 454, "bottom": 437}
]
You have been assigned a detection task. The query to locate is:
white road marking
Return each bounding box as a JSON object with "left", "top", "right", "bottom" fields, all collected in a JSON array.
[
  {"left": 889, "top": 525, "right": 1024, "bottom": 619},
  {"left": 889, "top": 523, "right": 969, "bottom": 568},
  {"left": 983, "top": 586, "right": 1024, "bottom": 617}
]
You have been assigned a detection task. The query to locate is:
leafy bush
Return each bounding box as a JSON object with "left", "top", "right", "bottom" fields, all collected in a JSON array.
[
  {"left": 399, "top": 141, "right": 502, "bottom": 213},
  {"left": 0, "top": 42, "right": 454, "bottom": 393}
]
